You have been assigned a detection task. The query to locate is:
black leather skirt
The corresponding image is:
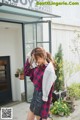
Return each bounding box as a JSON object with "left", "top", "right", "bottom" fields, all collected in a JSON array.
[{"left": 30, "top": 88, "right": 43, "bottom": 116}]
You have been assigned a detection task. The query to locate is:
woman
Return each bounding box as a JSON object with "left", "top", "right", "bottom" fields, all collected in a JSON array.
[{"left": 24, "top": 47, "right": 56, "bottom": 120}]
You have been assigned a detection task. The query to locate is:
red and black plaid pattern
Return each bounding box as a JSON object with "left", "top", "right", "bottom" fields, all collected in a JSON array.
[{"left": 24, "top": 59, "right": 53, "bottom": 118}]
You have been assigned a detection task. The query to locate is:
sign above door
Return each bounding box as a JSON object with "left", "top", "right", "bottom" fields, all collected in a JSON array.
[
  {"left": 2, "top": 0, "right": 53, "bottom": 14},
  {"left": 0, "top": 0, "right": 60, "bottom": 18}
]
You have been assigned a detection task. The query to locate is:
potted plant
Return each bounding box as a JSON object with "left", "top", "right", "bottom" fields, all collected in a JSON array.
[
  {"left": 19, "top": 68, "right": 24, "bottom": 80},
  {"left": 15, "top": 68, "right": 24, "bottom": 80},
  {"left": 15, "top": 69, "right": 20, "bottom": 78}
]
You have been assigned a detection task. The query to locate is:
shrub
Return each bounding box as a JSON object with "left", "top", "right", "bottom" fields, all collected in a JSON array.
[
  {"left": 50, "top": 99, "right": 70, "bottom": 116},
  {"left": 54, "top": 44, "right": 64, "bottom": 91},
  {"left": 67, "top": 83, "right": 80, "bottom": 99}
]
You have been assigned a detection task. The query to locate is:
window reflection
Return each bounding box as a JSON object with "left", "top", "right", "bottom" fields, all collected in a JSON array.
[
  {"left": 0, "top": 60, "right": 8, "bottom": 91},
  {"left": 25, "top": 24, "right": 36, "bottom": 43},
  {"left": 37, "top": 43, "right": 49, "bottom": 52},
  {"left": 0, "top": 83, "right": 8, "bottom": 91},
  {"left": 0, "top": 71, "right": 6, "bottom": 81},
  {"left": 37, "top": 23, "right": 43, "bottom": 42},
  {"left": 0, "top": 66, "right": 5, "bottom": 70},
  {"left": 25, "top": 44, "right": 34, "bottom": 56}
]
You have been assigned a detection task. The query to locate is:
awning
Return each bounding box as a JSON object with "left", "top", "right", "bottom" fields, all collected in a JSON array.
[{"left": 0, "top": 3, "right": 60, "bottom": 18}]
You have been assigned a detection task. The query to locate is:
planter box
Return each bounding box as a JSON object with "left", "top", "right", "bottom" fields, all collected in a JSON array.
[{"left": 52, "top": 90, "right": 67, "bottom": 103}]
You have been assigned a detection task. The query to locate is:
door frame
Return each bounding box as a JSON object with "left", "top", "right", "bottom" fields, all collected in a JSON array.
[
  {"left": 23, "top": 20, "right": 51, "bottom": 52},
  {"left": 23, "top": 20, "right": 52, "bottom": 102},
  {"left": 0, "top": 19, "right": 52, "bottom": 102}
]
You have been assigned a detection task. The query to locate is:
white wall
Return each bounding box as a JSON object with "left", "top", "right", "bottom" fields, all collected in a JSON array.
[
  {"left": 51, "top": 22, "right": 80, "bottom": 86},
  {"left": 0, "top": 22, "right": 24, "bottom": 101},
  {"left": 51, "top": 22, "right": 80, "bottom": 63}
]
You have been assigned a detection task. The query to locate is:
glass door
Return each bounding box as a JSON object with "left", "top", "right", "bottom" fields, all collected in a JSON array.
[{"left": 23, "top": 21, "right": 51, "bottom": 102}]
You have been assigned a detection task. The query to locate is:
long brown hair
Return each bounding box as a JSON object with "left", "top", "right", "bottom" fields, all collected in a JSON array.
[
  {"left": 46, "top": 52, "right": 56, "bottom": 70},
  {"left": 31, "top": 47, "right": 56, "bottom": 69},
  {"left": 31, "top": 47, "right": 46, "bottom": 60}
]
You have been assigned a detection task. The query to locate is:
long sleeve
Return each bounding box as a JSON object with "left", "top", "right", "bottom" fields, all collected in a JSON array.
[{"left": 24, "top": 59, "right": 34, "bottom": 82}]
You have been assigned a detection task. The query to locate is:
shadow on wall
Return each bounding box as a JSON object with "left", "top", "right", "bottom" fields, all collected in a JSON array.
[{"left": 67, "top": 71, "right": 80, "bottom": 87}]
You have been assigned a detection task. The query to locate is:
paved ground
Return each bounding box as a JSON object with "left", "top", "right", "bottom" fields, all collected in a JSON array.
[{"left": 0, "top": 100, "right": 80, "bottom": 120}]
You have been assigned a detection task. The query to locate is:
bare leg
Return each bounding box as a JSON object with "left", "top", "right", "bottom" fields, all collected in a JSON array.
[
  {"left": 35, "top": 115, "right": 41, "bottom": 120},
  {"left": 36, "top": 116, "right": 47, "bottom": 120},
  {"left": 27, "top": 110, "right": 35, "bottom": 120}
]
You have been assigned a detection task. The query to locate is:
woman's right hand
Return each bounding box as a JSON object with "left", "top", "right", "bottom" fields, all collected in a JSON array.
[{"left": 26, "top": 52, "right": 32, "bottom": 63}]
